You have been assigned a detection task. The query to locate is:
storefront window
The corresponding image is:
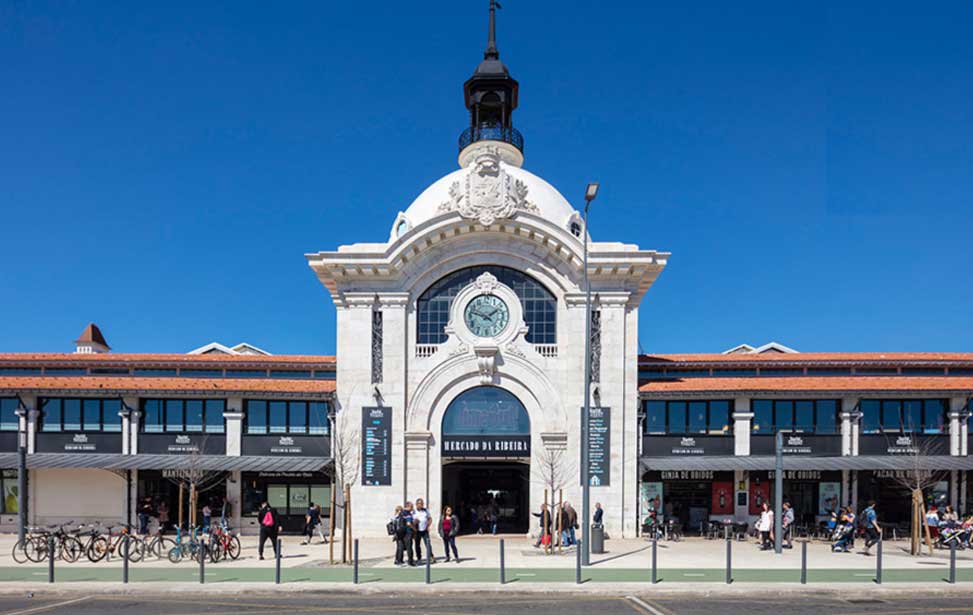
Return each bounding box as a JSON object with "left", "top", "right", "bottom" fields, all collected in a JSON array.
[
  {"left": 1, "top": 470, "right": 18, "bottom": 514},
  {"left": 863, "top": 399, "right": 947, "bottom": 434},
  {"left": 751, "top": 399, "right": 840, "bottom": 434},
  {"left": 141, "top": 398, "right": 225, "bottom": 433},
  {"left": 0, "top": 398, "right": 19, "bottom": 432},
  {"left": 642, "top": 400, "right": 732, "bottom": 435},
  {"left": 39, "top": 398, "right": 122, "bottom": 432},
  {"left": 245, "top": 400, "right": 331, "bottom": 435}
]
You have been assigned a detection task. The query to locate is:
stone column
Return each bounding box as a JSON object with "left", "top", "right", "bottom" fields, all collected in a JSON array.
[
  {"left": 841, "top": 469, "right": 851, "bottom": 507},
  {"left": 18, "top": 395, "right": 36, "bottom": 454},
  {"left": 124, "top": 397, "right": 140, "bottom": 455},
  {"left": 404, "top": 432, "right": 432, "bottom": 505},
  {"left": 226, "top": 471, "right": 242, "bottom": 529},
  {"left": 841, "top": 398, "right": 860, "bottom": 456},
  {"left": 225, "top": 397, "right": 244, "bottom": 457},
  {"left": 949, "top": 397, "right": 965, "bottom": 457},
  {"left": 961, "top": 472, "right": 968, "bottom": 515},
  {"left": 733, "top": 398, "right": 751, "bottom": 456},
  {"left": 734, "top": 469, "right": 748, "bottom": 522},
  {"left": 951, "top": 470, "right": 959, "bottom": 510},
  {"left": 119, "top": 404, "right": 131, "bottom": 455}
]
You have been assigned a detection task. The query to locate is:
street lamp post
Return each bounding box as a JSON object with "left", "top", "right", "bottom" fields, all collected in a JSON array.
[
  {"left": 16, "top": 398, "right": 28, "bottom": 543},
  {"left": 581, "top": 182, "right": 599, "bottom": 566}
]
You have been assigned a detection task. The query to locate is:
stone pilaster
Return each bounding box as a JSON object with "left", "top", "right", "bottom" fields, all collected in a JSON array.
[
  {"left": 404, "top": 431, "right": 432, "bottom": 505},
  {"left": 225, "top": 396, "right": 244, "bottom": 456},
  {"left": 733, "top": 398, "right": 751, "bottom": 456},
  {"left": 949, "top": 397, "right": 966, "bottom": 457},
  {"left": 123, "top": 397, "right": 140, "bottom": 455},
  {"left": 842, "top": 398, "right": 859, "bottom": 456}
]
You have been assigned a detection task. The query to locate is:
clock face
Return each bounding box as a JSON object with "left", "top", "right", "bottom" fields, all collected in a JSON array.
[{"left": 464, "top": 294, "right": 510, "bottom": 338}]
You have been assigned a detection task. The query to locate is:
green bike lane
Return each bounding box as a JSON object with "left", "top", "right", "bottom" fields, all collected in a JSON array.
[{"left": 1, "top": 566, "right": 969, "bottom": 584}]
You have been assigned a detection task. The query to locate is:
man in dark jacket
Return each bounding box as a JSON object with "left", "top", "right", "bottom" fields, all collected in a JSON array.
[
  {"left": 562, "top": 502, "right": 578, "bottom": 546},
  {"left": 257, "top": 501, "right": 282, "bottom": 560}
]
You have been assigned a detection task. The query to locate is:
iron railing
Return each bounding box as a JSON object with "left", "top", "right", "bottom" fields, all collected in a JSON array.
[{"left": 458, "top": 124, "right": 524, "bottom": 153}]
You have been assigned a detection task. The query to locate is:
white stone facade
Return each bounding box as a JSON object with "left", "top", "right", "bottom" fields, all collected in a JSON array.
[{"left": 307, "top": 142, "right": 669, "bottom": 538}]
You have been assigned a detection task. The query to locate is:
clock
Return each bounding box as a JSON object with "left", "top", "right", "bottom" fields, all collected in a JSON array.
[{"left": 464, "top": 294, "right": 510, "bottom": 338}]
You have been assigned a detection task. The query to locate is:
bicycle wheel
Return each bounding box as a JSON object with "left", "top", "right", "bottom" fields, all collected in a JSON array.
[
  {"left": 87, "top": 536, "right": 110, "bottom": 562},
  {"left": 11, "top": 540, "right": 29, "bottom": 564},
  {"left": 167, "top": 545, "right": 183, "bottom": 564},
  {"left": 152, "top": 537, "right": 177, "bottom": 559},
  {"left": 208, "top": 542, "right": 223, "bottom": 563},
  {"left": 60, "top": 537, "right": 84, "bottom": 563},
  {"left": 123, "top": 536, "right": 145, "bottom": 563},
  {"left": 226, "top": 535, "right": 241, "bottom": 560},
  {"left": 25, "top": 537, "right": 49, "bottom": 563}
]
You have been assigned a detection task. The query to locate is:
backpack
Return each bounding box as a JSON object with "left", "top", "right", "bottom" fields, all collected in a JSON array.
[
  {"left": 261, "top": 510, "right": 275, "bottom": 527},
  {"left": 386, "top": 520, "right": 397, "bottom": 536}
]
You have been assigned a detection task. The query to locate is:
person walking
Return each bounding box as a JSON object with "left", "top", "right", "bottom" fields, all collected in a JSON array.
[
  {"left": 782, "top": 501, "right": 795, "bottom": 549},
  {"left": 157, "top": 500, "right": 170, "bottom": 533},
  {"left": 757, "top": 501, "right": 774, "bottom": 550},
  {"left": 138, "top": 497, "right": 153, "bottom": 535},
  {"left": 302, "top": 501, "right": 321, "bottom": 545},
  {"left": 862, "top": 500, "right": 882, "bottom": 556},
  {"left": 413, "top": 498, "right": 432, "bottom": 564},
  {"left": 257, "top": 501, "right": 281, "bottom": 560},
  {"left": 438, "top": 505, "right": 460, "bottom": 562},
  {"left": 562, "top": 501, "right": 578, "bottom": 546},
  {"left": 532, "top": 503, "right": 552, "bottom": 548},
  {"left": 390, "top": 505, "right": 404, "bottom": 564},
  {"left": 202, "top": 502, "right": 212, "bottom": 531}
]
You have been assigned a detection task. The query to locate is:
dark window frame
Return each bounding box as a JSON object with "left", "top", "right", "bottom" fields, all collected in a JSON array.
[
  {"left": 140, "top": 398, "right": 226, "bottom": 434},
  {"left": 642, "top": 399, "right": 733, "bottom": 435},
  {"left": 750, "top": 399, "right": 840, "bottom": 435},
  {"left": 244, "top": 399, "right": 330, "bottom": 436},
  {"left": 861, "top": 398, "right": 947, "bottom": 435},
  {"left": 39, "top": 397, "right": 123, "bottom": 433},
  {"left": 0, "top": 398, "right": 19, "bottom": 432}
]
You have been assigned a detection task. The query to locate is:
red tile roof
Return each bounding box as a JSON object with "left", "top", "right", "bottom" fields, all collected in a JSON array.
[
  {"left": 75, "top": 323, "right": 109, "bottom": 348},
  {"left": 639, "top": 376, "right": 973, "bottom": 394},
  {"left": 0, "top": 376, "right": 335, "bottom": 395},
  {"left": 0, "top": 353, "right": 336, "bottom": 367},
  {"left": 639, "top": 352, "right": 973, "bottom": 365}
]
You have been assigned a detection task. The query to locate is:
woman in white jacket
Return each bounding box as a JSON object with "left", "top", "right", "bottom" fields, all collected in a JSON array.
[{"left": 757, "top": 502, "right": 774, "bottom": 550}]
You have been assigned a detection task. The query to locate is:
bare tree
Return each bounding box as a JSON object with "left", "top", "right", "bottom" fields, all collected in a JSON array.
[
  {"left": 882, "top": 429, "right": 949, "bottom": 556},
  {"left": 164, "top": 435, "right": 224, "bottom": 530},
  {"left": 534, "top": 445, "right": 574, "bottom": 553},
  {"left": 326, "top": 401, "right": 362, "bottom": 563}
]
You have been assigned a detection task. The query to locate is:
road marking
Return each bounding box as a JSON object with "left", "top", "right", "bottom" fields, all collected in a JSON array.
[
  {"left": 1, "top": 596, "right": 92, "bottom": 615},
  {"left": 682, "top": 573, "right": 706, "bottom": 576},
  {"left": 852, "top": 573, "right": 873, "bottom": 577},
  {"left": 515, "top": 573, "right": 536, "bottom": 576},
  {"left": 625, "top": 596, "right": 668, "bottom": 615}
]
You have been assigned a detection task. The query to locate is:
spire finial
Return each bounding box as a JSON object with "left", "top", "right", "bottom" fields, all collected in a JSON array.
[{"left": 485, "top": 0, "right": 501, "bottom": 60}]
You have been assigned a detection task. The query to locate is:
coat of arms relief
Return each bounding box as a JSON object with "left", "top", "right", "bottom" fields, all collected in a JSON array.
[{"left": 438, "top": 147, "right": 538, "bottom": 225}]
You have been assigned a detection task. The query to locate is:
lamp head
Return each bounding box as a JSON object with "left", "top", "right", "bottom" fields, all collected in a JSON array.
[{"left": 585, "top": 182, "right": 599, "bottom": 202}]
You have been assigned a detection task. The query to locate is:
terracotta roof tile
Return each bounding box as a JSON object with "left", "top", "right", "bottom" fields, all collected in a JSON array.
[
  {"left": 639, "top": 376, "right": 973, "bottom": 394},
  {"left": 74, "top": 323, "right": 109, "bottom": 348},
  {"left": 0, "top": 376, "right": 335, "bottom": 395},
  {"left": 639, "top": 352, "right": 973, "bottom": 364},
  {"left": 0, "top": 353, "right": 336, "bottom": 367}
]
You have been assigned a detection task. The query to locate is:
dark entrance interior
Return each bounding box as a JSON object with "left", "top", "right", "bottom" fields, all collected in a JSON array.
[{"left": 442, "top": 462, "right": 529, "bottom": 534}]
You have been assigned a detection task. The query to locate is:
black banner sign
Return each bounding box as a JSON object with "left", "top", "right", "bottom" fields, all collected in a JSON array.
[
  {"left": 641, "top": 434, "right": 735, "bottom": 456},
  {"left": 442, "top": 434, "right": 530, "bottom": 457},
  {"left": 584, "top": 406, "right": 611, "bottom": 487},
  {"left": 0, "top": 432, "right": 18, "bottom": 452},
  {"left": 858, "top": 434, "right": 949, "bottom": 456},
  {"left": 242, "top": 434, "right": 331, "bottom": 457},
  {"left": 35, "top": 432, "right": 122, "bottom": 454},
  {"left": 362, "top": 406, "right": 391, "bottom": 486},
  {"left": 138, "top": 433, "right": 226, "bottom": 455},
  {"left": 750, "top": 434, "right": 842, "bottom": 456}
]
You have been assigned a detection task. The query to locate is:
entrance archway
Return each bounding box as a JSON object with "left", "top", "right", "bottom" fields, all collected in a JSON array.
[{"left": 440, "top": 386, "right": 530, "bottom": 534}]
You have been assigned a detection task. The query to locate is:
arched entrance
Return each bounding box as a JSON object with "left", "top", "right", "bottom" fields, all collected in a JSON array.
[{"left": 440, "top": 386, "right": 530, "bottom": 534}]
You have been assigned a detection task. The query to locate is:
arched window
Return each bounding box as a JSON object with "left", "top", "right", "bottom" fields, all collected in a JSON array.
[
  {"left": 417, "top": 266, "right": 556, "bottom": 344},
  {"left": 442, "top": 386, "right": 530, "bottom": 436}
]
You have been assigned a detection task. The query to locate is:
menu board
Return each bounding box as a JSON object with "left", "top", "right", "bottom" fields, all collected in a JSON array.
[
  {"left": 361, "top": 406, "right": 392, "bottom": 486},
  {"left": 584, "top": 406, "right": 611, "bottom": 487}
]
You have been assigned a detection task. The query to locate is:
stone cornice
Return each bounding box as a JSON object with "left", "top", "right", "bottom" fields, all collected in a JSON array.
[{"left": 404, "top": 431, "right": 434, "bottom": 445}]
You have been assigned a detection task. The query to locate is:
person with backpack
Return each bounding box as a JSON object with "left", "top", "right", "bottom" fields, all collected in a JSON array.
[
  {"left": 782, "top": 501, "right": 795, "bottom": 549},
  {"left": 302, "top": 501, "right": 321, "bottom": 545},
  {"left": 257, "top": 501, "right": 282, "bottom": 560},
  {"left": 862, "top": 500, "right": 881, "bottom": 556},
  {"left": 394, "top": 502, "right": 416, "bottom": 566}
]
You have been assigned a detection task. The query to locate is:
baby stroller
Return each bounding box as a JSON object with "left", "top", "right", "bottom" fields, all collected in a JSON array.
[
  {"left": 937, "top": 525, "right": 969, "bottom": 550},
  {"left": 831, "top": 524, "right": 854, "bottom": 552}
]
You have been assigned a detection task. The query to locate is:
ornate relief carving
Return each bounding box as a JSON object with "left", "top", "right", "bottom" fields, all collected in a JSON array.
[
  {"left": 447, "top": 343, "right": 469, "bottom": 358},
  {"left": 473, "top": 271, "right": 499, "bottom": 293},
  {"left": 474, "top": 346, "right": 498, "bottom": 384},
  {"left": 504, "top": 343, "right": 526, "bottom": 359},
  {"left": 438, "top": 147, "right": 538, "bottom": 225}
]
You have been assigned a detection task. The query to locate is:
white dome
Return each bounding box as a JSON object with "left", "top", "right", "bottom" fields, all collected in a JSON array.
[{"left": 389, "top": 152, "right": 582, "bottom": 242}]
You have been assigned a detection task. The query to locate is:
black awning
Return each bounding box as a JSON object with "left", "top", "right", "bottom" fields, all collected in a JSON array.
[
  {"left": 640, "top": 455, "right": 972, "bottom": 472},
  {"left": 0, "top": 453, "right": 331, "bottom": 472}
]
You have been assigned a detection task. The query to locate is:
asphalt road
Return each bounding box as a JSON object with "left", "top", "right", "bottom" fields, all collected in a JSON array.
[{"left": 0, "top": 594, "right": 969, "bottom": 615}]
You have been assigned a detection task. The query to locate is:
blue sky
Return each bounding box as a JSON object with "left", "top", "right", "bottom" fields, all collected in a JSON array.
[{"left": 1, "top": 1, "right": 971, "bottom": 355}]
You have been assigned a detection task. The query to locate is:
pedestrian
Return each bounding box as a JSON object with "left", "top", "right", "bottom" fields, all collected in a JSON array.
[
  {"left": 782, "top": 501, "right": 795, "bottom": 549},
  {"left": 562, "top": 501, "right": 578, "bottom": 546},
  {"left": 413, "top": 497, "right": 432, "bottom": 563},
  {"left": 757, "top": 501, "right": 774, "bottom": 550},
  {"left": 396, "top": 502, "right": 416, "bottom": 566},
  {"left": 593, "top": 502, "right": 604, "bottom": 526},
  {"left": 389, "top": 505, "right": 404, "bottom": 564},
  {"left": 926, "top": 505, "right": 940, "bottom": 538},
  {"left": 489, "top": 499, "right": 499, "bottom": 535},
  {"left": 844, "top": 506, "right": 857, "bottom": 549},
  {"left": 158, "top": 500, "right": 170, "bottom": 533},
  {"left": 862, "top": 500, "right": 881, "bottom": 556},
  {"left": 257, "top": 500, "right": 281, "bottom": 560},
  {"left": 532, "top": 503, "right": 552, "bottom": 548},
  {"left": 942, "top": 505, "right": 959, "bottom": 526},
  {"left": 302, "top": 501, "right": 320, "bottom": 545},
  {"left": 438, "top": 505, "right": 460, "bottom": 562},
  {"left": 138, "top": 497, "right": 152, "bottom": 535},
  {"left": 202, "top": 502, "right": 212, "bottom": 531},
  {"left": 314, "top": 503, "right": 329, "bottom": 543}
]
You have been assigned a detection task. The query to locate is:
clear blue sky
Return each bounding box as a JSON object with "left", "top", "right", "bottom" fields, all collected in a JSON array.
[{"left": 2, "top": 1, "right": 971, "bottom": 355}]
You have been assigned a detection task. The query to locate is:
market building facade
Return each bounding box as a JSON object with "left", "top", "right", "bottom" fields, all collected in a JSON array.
[{"left": 2, "top": 9, "right": 972, "bottom": 539}]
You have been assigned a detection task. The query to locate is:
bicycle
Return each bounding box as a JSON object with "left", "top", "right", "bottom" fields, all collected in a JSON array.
[
  {"left": 88, "top": 525, "right": 143, "bottom": 563},
  {"left": 142, "top": 528, "right": 177, "bottom": 560},
  {"left": 167, "top": 525, "right": 211, "bottom": 563},
  {"left": 207, "top": 521, "right": 241, "bottom": 561}
]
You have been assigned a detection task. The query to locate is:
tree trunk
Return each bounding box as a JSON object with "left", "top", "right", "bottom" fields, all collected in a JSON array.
[
  {"left": 329, "top": 479, "right": 336, "bottom": 565},
  {"left": 178, "top": 483, "right": 184, "bottom": 532}
]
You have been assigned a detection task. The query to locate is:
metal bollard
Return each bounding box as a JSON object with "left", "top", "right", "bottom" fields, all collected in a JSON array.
[
  {"left": 725, "top": 536, "right": 732, "bottom": 584},
  {"left": 199, "top": 540, "right": 205, "bottom": 585},
  {"left": 875, "top": 537, "right": 882, "bottom": 585},
  {"left": 123, "top": 537, "right": 129, "bottom": 584},
  {"left": 275, "top": 538, "right": 282, "bottom": 584},
  {"left": 949, "top": 542, "right": 956, "bottom": 584},
  {"left": 353, "top": 539, "right": 359, "bottom": 585},
  {"left": 48, "top": 535, "right": 55, "bottom": 583},
  {"left": 499, "top": 539, "right": 505, "bottom": 585},
  {"left": 575, "top": 539, "right": 582, "bottom": 585},
  {"left": 425, "top": 547, "right": 431, "bottom": 584},
  {"left": 800, "top": 541, "right": 807, "bottom": 585},
  {"left": 651, "top": 535, "right": 657, "bottom": 584}
]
